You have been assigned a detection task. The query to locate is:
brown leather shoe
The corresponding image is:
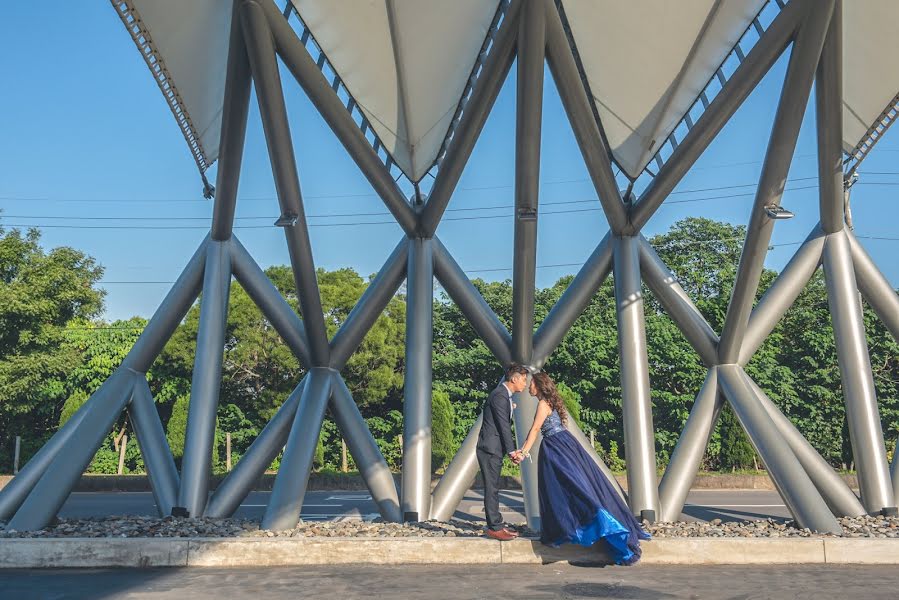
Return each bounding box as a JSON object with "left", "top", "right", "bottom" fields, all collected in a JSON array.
[
  {"left": 501, "top": 527, "right": 519, "bottom": 538},
  {"left": 485, "top": 528, "right": 516, "bottom": 541}
]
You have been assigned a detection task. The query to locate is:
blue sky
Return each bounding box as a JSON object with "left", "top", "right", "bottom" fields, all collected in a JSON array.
[{"left": 2, "top": 3, "right": 898, "bottom": 322}]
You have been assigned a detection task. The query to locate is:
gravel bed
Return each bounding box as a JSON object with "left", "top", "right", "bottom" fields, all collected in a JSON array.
[{"left": 2, "top": 515, "right": 898, "bottom": 539}]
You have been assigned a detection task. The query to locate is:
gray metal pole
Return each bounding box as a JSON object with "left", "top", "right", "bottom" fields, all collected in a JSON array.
[
  {"left": 814, "top": 0, "right": 844, "bottom": 235},
  {"left": 0, "top": 375, "right": 108, "bottom": 520},
  {"left": 514, "top": 382, "right": 542, "bottom": 530},
  {"left": 7, "top": 372, "right": 137, "bottom": 531},
  {"left": 613, "top": 235, "right": 661, "bottom": 520},
  {"left": 628, "top": 0, "right": 806, "bottom": 233},
  {"left": 177, "top": 240, "right": 232, "bottom": 517},
  {"left": 329, "top": 238, "right": 408, "bottom": 370},
  {"left": 717, "top": 365, "right": 841, "bottom": 533},
  {"left": 511, "top": 0, "right": 544, "bottom": 367},
  {"left": 429, "top": 413, "right": 483, "bottom": 522},
  {"left": 241, "top": 0, "right": 329, "bottom": 365},
  {"left": 122, "top": 237, "right": 208, "bottom": 373},
  {"left": 638, "top": 236, "right": 719, "bottom": 367},
  {"left": 230, "top": 236, "right": 311, "bottom": 367},
  {"left": 418, "top": 0, "right": 522, "bottom": 237},
  {"left": 206, "top": 377, "right": 307, "bottom": 518},
  {"left": 658, "top": 368, "right": 721, "bottom": 522},
  {"left": 847, "top": 230, "right": 899, "bottom": 343},
  {"left": 13, "top": 437, "right": 20, "bottom": 476},
  {"left": 543, "top": 0, "right": 627, "bottom": 233},
  {"left": 259, "top": 0, "right": 417, "bottom": 237},
  {"left": 262, "top": 368, "right": 333, "bottom": 530},
  {"left": 210, "top": 0, "right": 253, "bottom": 241},
  {"left": 718, "top": 1, "right": 834, "bottom": 364},
  {"left": 401, "top": 237, "right": 434, "bottom": 522},
  {"left": 823, "top": 230, "right": 894, "bottom": 513},
  {"left": 743, "top": 371, "right": 865, "bottom": 517},
  {"left": 738, "top": 226, "right": 825, "bottom": 365},
  {"left": 532, "top": 233, "right": 613, "bottom": 370},
  {"left": 330, "top": 375, "right": 402, "bottom": 522},
  {"left": 129, "top": 379, "right": 180, "bottom": 517},
  {"left": 432, "top": 237, "right": 513, "bottom": 366}
]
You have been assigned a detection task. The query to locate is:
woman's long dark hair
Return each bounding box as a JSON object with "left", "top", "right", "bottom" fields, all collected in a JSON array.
[{"left": 532, "top": 372, "right": 567, "bottom": 425}]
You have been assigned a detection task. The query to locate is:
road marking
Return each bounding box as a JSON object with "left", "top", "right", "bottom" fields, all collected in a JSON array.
[
  {"left": 239, "top": 504, "right": 342, "bottom": 508},
  {"left": 688, "top": 504, "right": 786, "bottom": 508},
  {"left": 326, "top": 494, "right": 371, "bottom": 501}
]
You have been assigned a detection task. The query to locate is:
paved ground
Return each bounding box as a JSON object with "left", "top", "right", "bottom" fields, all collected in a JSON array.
[
  {"left": 1, "top": 564, "right": 896, "bottom": 599},
  {"left": 57, "top": 489, "right": 791, "bottom": 523}
]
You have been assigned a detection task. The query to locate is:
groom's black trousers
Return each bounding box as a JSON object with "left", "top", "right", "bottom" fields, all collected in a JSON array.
[{"left": 476, "top": 448, "right": 504, "bottom": 531}]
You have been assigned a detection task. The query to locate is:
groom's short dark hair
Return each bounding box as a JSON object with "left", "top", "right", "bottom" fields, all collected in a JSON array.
[{"left": 505, "top": 364, "right": 529, "bottom": 380}]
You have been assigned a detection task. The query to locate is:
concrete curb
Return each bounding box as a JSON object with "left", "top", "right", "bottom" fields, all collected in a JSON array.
[{"left": 1, "top": 537, "right": 895, "bottom": 568}]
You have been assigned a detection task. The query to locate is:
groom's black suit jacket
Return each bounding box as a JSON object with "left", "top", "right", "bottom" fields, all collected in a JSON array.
[{"left": 476, "top": 383, "right": 516, "bottom": 456}]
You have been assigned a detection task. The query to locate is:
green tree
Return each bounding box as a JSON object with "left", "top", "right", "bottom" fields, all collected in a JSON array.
[{"left": 431, "top": 388, "right": 455, "bottom": 472}]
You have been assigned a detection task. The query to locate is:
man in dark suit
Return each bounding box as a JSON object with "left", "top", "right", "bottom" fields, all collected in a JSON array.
[{"left": 476, "top": 363, "right": 529, "bottom": 541}]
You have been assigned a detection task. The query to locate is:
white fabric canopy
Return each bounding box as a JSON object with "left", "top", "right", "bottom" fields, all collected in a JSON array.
[
  {"left": 118, "top": 0, "right": 899, "bottom": 179},
  {"left": 561, "top": 0, "right": 767, "bottom": 178},
  {"left": 291, "top": 0, "right": 499, "bottom": 181}
]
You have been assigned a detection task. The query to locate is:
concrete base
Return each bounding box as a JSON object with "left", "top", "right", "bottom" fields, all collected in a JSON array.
[{"left": 1, "top": 537, "right": 896, "bottom": 568}]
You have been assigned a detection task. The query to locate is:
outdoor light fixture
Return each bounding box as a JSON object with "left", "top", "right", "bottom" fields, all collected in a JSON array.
[
  {"left": 274, "top": 213, "right": 299, "bottom": 227},
  {"left": 764, "top": 204, "right": 794, "bottom": 220}
]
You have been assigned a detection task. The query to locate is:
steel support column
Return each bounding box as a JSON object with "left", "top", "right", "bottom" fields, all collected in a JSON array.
[
  {"left": 210, "top": 0, "right": 253, "bottom": 241},
  {"left": 242, "top": 0, "right": 329, "bottom": 365},
  {"left": 814, "top": 0, "right": 844, "bottom": 234},
  {"left": 847, "top": 230, "right": 899, "bottom": 344},
  {"left": 429, "top": 413, "right": 483, "bottom": 522},
  {"left": 718, "top": 1, "right": 834, "bottom": 364},
  {"left": 259, "top": 0, "right": 417, "bottom": 237},
  {"left": 658, "top": 368, "right": 721, "bottom": 522},
  {"left": 262, "top": 368, "right": 333, "bottom": 530},
  {"left": 613, "top": 235, "right": 660, "bottom": 519},
  {"left": 330, "top": 375, "right": 402, "bottom": 522},
  {"left": 129, "top": 380, "right": 180, "bottom": 517},
  {"left": 823, "top": 231, "right": 894, "bottom": 513},
  {"left": 177, "top": 241, "right": 232, "bottom": 517},
  {"left": 7, "top": 372, "right": 137, "bottom": 531},
  {"left": 513, "top": 381, "right": 542, "bottom": 530},
  {"left": 401, "top": 238, "right": 434, "bottom": 522},
  {"left": 717, "top": 365, "right": 841, "bottom": 533},
  {"left": 206, "top": 378, "right": 306, "bottom": 518},
  {"left": 432, "top": 237, "right": 513, "bottom": 366}
]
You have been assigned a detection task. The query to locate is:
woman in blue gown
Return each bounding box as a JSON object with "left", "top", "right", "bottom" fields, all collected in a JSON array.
[{"left": 514, "top": 372, "right": 650, "bottom": 565}]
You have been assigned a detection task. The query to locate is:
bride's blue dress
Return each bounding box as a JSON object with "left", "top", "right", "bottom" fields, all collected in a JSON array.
[{"left": 537, "top": 410, "right": 650, "bottom": 565}]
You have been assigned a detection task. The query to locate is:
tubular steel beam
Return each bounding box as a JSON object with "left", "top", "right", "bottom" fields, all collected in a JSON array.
[
  {"left": 628, "top": 0, "right": 806, "bottom": 233},
  {"left": 815, "top": 0, "right": 844, "bottom": 234},
  {"left": 7, "top": 372, "right": 137, "bottom": 531},
  {"left": 847, "top": 230, "right": 899, "bottom": 344},
  {"left": 122, "top": 238, "right": 208, "bottom": 373},
  {"left": 743, "top": 372, "right": 865, "bottom": 517},
  {"left": 513, "top": 382, "right": 543, "bottom": 530},
  {"left": 638, "top": 236, "right": 719, "bottom": 367},
  {"left": 210, "top": 0, "right": 253, "bottom": 241},
  {"left": 230, "top": 236, "right": 312, "bottom": 367},
  {"left": 177, "top": 241, "right": 232, "bottom": 517},
  {"left": 429, "top": 413, "right": 484, "bottom": 522},
  {"left": 658, "top": 368, "right": 721, "bottom": 522},
  {"left": 739, "top": 226, "right": 825, "bottom": 365},
  {"left": 330, "top": 375, "right": 402, "bottom": 523},
  {"left": 259, "top": 0, "right": 417, "bottom": 237},
  {"left": 206, "top": 377, "right": 307, "bottom": 518},
  {"left": 329, "top": 238, "right": 408, "bottom": 370},
  {"left": 129, "top": 379, "right": 180, "bottom": 517},
  {"left": 418, "top": 0, "right": 522, "bottom": 237},
  {"left": 263, "top": 368, "right": 333, "bottom": 530},
  {"left": 717, "top": 365, "right": 841, "bottom": 533},
  {"left": 242, "top": 0, "right": 330, "bottom": 365},
  {"left": 532, "top": 233, "right": 613, "bottom": 369},
  {"left": 823, "top": 230, "right": 894, "bottom": 513},
  {"left": 432, "top": 237, "right": 513, "bottom": 366},
  {"left": 401, "top": 237, "right": 434, "bottom": 522},
  {"left": 543, "top": 0, "right": 627, "bottom": 233},
  {"left": 718, "top": 1, "right": 834, "bottom": 364},
  {"left": 613, "top": 235, "right": 660, "bottom": 519}
]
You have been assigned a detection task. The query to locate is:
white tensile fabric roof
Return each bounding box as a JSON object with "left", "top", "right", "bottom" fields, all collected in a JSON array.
[{"left": 119, "top": 0, "right": 899, "bottom": 180}]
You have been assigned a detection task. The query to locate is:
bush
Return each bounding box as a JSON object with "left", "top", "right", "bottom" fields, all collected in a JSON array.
[
  {"left": 431, "top": 389, "right": 455, "bottom": 472},
  {"left": 718, "top": 405, "right": 757, "bottom": 470}
]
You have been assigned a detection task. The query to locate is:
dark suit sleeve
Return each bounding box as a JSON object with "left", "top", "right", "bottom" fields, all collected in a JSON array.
[{"left": 488, "top": 389, "right": 515, "bottom": 455}]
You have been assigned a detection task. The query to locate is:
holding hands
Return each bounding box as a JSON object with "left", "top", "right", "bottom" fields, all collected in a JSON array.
[{"left": 508, "top": 449, "right": 529, "bottom": 465}]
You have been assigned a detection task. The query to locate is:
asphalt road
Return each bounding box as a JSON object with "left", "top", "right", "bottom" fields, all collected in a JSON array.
[
  {"left": 1, "top": 564, "right": 897, "bottom": 599},
  {"left": 57, "top": 489, "right": 791, "bottom": 522}
]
